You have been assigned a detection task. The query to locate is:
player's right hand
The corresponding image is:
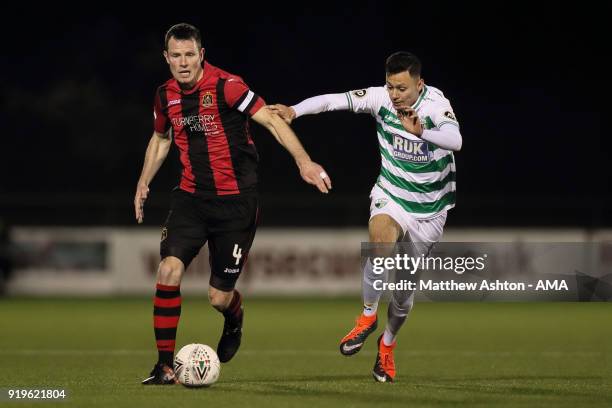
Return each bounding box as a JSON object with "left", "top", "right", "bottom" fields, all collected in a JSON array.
[
  {"left": 134, "top": 183, "right": 149, "bottom": 224},
  {"left": 266, "top": 104, "right": 296, "bottom": 124},
  {"left": 397, "top": 107, "right": 423, "bottom": 136}
]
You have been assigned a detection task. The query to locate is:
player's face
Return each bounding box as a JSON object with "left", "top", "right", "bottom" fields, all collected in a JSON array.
[
  {"left": 164, "top": 37, "right": 204, "bottom": 89},
  {"left": 386, "top": 71, "right": 424, "bottom": 112}
]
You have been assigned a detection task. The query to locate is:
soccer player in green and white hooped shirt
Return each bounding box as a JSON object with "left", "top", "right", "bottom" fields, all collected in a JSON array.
[{"left": 269, "top": 52, "right": 462, "bottom": 383}]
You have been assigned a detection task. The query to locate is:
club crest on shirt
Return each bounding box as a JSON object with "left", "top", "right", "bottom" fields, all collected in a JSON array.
[
  {"left": 202, "top": 92, "right": 214, "bottom": 107},
  {"left": 352, "top": 89, "right": 367, "bottom": 98}
]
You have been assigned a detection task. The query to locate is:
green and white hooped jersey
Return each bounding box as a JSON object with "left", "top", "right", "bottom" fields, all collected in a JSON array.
[{"left": 346, "top": 85, "right": 459, "bottom": 219}]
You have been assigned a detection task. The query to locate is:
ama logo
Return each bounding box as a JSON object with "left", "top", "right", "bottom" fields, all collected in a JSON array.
[{"left": 392, "top": 134, "right": 430, "bottom": 163}]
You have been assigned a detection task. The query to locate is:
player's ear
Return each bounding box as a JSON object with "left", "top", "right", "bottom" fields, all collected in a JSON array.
[
  {"left": 199, "top": 47, "right": 205, "bottom": 62},
  {"left": 417, "top": 77, "right": 424, "bottom": 92},
  {"left": 163, "top": 50, "right": 170, "bottom": 64}
]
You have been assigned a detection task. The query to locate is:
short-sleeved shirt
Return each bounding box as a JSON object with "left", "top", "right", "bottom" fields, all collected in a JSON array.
[{"left": 154, "top": 61, "right": 265, "bottom": 196}]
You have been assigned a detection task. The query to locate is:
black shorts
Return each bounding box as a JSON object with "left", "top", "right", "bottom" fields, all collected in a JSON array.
[{"left": 160, "top": 189, "right": 258, "bottom": 291}]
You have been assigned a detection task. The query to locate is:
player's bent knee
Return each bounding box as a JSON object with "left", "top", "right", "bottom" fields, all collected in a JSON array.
[
  {"left": 369, "top": 215, "right": 402, "bottom": 243},
  {"left": 157, "top": 256, "right": 185, "bottom": 286}
]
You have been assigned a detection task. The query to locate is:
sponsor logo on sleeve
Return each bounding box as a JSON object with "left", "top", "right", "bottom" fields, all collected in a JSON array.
[
  {"left": 444, "top": 111, "right": 457, "bottom": 121},
  {"left": 352, "top": 89, "right": 367, "bottom": 98}
]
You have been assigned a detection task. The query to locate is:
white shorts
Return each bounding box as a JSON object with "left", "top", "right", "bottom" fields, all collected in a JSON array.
[{"left": 369, "top": 184, "right": 447, "bottom": 253}]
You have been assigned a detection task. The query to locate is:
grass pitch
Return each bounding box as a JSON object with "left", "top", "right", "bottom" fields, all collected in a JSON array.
[{"left": 0, "top": 298, "right": 610, "bottom": 407}]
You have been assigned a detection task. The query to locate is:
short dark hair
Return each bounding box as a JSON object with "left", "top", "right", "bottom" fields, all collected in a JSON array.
[
  {"left": 165, "top": 23, "right": 202, "bottom": 50},
  {"left": 385, "top": 52, "right": 421, "bottom": 77}
]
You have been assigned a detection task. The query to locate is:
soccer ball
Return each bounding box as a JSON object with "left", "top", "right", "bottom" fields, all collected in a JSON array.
[{"left": 174, "top": 343, "right": 221, "bottom": 387}]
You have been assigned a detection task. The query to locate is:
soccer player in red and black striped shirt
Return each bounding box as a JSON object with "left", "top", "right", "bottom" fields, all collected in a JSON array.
[{"left": 136, "top": 23, "right": 332, "bottom": 385}]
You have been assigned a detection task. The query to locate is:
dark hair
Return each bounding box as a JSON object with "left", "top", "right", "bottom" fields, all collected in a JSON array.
[
  {"left": 165, "top": 23, "right": 202, "bottom": 50},
  {"left": 385, "top": 52, "right": 421, "bottom": 77}
]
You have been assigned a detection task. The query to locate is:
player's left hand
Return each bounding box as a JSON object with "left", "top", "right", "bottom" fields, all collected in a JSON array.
[
  {"left": 266, "top": 104, "right": 296, "bottom": 125},
  {"left": 397, "top": 108, "right": 423, "bottom": 137},
  {"left": 298, "top": 160, "right": 332, "bottom": 194}
]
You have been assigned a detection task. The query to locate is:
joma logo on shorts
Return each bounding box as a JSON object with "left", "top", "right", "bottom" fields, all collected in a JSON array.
[
  {"left": 392, "top": 135, "right": 430, "bottom": 163},
  {"left": 224, "top": 267, "right": 240, "bottom": 274}
]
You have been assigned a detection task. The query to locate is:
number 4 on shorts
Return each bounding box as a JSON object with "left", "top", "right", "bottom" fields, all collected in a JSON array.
[{"left": 232, "top": 244, "right": 242, "bottom": 266}]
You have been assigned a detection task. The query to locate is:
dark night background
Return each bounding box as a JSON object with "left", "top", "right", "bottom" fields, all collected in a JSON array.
[{"left": 0, "top": 5, "right": 607, "bottom": 228}]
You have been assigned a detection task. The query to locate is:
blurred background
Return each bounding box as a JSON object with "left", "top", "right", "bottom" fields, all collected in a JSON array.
[{"left": 0, "top": 5, "right": 608, "bottom": 297}]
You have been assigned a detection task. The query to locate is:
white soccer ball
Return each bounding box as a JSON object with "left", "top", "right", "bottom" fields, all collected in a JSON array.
[{"left": 174, "top": 343, "right": 221, "bottom": 387}]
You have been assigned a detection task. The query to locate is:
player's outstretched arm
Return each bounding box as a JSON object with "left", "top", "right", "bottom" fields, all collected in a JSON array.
[
  {"left": 251, "top": 107, "right": 332, "bottom": 194},
  {"left": 268, "top": 92, "right": 351, "bottom": 124},
  {"left": 134, "top": 131, "right": 172, "bottom": 223}
]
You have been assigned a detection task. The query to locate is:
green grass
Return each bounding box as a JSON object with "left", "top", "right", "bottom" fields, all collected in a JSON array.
[{"left": 0, "top": 298, "right": 610, "bottom": 407}]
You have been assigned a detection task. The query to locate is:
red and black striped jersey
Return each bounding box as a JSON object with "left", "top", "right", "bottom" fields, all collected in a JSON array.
[{"left": 153, "top": 61, "right": 265, "bottom": 197}]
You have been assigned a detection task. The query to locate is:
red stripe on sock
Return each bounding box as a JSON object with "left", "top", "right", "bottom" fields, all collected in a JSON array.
[
  {"left": 156, "top": 283, "right": 180, "bottom": 291},
  {"left": 154, "top": 296, "right": 182, "bottom": 308},
  {"left": 156, "top": 340, "right": 175, "bottom": 351},
  {"left": 154, "top": 315, "right": 180, "bottom": 328}
]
